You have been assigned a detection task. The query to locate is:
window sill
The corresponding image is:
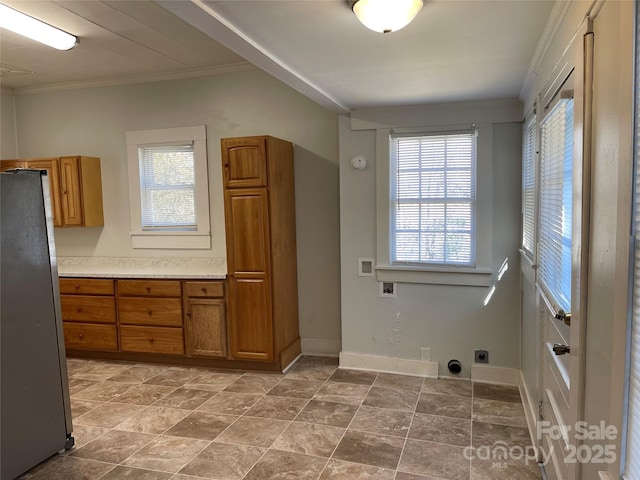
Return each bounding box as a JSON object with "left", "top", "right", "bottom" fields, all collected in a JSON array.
[
  {"left": 131, "top": 231, "right": 211, "bottom": 250},
  {"left": 375, "top": 264, "right": 493, "bottom": 287}
]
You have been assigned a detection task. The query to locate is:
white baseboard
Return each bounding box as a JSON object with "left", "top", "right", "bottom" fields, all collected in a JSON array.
[
  {"left": 339, "top": 352, "right": 438, "bottom": 378},
  {"left": 520, "top": 370, "right": 539, "bottom": 450},
  {"left": 471, "top": 364, "right": 520, "bottom": 385},
  {"left": 301, "top": 338, "right": 341, "bottom": 356}
]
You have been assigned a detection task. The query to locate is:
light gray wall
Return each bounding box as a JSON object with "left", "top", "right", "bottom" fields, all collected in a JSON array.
[
  {"left": 1, "top": 92, "right": 17, "bottom": 158},
  {"left": 338, "top": 109, "right": 523, "bottom": 377},
  {"left": 10, "top": 69, "right": 341, "bottom": 354}
]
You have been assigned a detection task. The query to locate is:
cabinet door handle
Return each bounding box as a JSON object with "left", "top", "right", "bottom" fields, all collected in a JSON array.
[
  {"left": 146, "top": 287, "right": 151, "bottom": 293},
  {"left": 148, "top": 338, "right": 154, "bottom": 343},
  {"left": 186, "top": 311, "right": 192, "bottom": 316},
  {"left": 147, "top": 309, "right": 153, "bottom": 316},
  {"left": 201, "top": 288, "right": 207, "bottom": 294},
  {"left": 79, "top": 333, "right": 84, "bottom": 339},
  {"left": 76, "top": 308, "right": 82, "bottom": 313}
]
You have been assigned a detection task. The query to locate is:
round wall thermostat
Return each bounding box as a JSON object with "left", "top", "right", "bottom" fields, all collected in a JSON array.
[{"left": 351, "top": 155, "right": 367, "bottom": 170}]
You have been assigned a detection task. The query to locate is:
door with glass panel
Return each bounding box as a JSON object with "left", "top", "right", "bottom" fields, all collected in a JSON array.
[{"left": 537, "top": 28, "right": 593, "bottom": 480}]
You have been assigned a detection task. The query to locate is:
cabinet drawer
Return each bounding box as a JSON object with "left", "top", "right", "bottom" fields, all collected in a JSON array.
[
  {"left": 184, "top": 281, "right": 225, "bottom": 298},
  {"left": 60, "top": 278, "right": 115, "bottom": 295},
  {"left": 118, "top": 280, "right": 181, "bottom": 297},
  {"left": 120, "top": 326, "right": 184, "bottom": 355},
  {"left": 61, "top": 295, "right": 116, "bottom": 323},
  {"left": 119, "top": 297, "right": 183, "bottom": 326},
  {"left": 63, "top": 323, "right": 118, "bottom": 351}
]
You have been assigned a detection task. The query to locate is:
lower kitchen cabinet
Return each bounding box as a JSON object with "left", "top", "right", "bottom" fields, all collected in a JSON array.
[
  {"left": 63, "top": 323, "right": 118, "bottom": 351},
  {"left": 184, "top": 280, "right": 226, "bottom": 358},
  {"left": 120, "top": 325, "right": 184, "bottom": 355}
]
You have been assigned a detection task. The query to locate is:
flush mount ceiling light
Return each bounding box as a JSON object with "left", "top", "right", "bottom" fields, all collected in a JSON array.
[
  {"left": 0, "top": 3, "right": 77, "bottom": 50},
  {"left": 352, "top": 0, "right": 424, "bottom": 34}
]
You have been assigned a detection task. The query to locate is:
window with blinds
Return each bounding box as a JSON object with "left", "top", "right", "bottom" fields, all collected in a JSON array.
[
  {"left": 624, "top": 7, "right": 640, "bottom": 477},
  {"left": 538, "top": 98, "right": 574, "bottom": 312},
  {"left": 138, "top": 143, "right": 196, "bottom": 230},
  {"left": 522, "top": 116, "right": 537, "bottom": 257},
  {"left": 390, "top": 132, "right": 476, "bottom": 266}
]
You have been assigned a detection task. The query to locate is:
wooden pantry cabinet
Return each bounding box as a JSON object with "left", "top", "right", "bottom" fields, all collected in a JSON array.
[
  {"left": 0, "top": 156, "right": 104, "bottom": 227},
  {"left": 221, "top": 136, "right": 300, "bottom": 368}
]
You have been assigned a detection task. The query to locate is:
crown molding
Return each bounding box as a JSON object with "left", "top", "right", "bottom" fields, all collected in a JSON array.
[
  {"left": 519, "top": 0, "right": 573, "bottom": 103},
  {"left": 10, "top": 62, "right": 257, "bottom": 96}
]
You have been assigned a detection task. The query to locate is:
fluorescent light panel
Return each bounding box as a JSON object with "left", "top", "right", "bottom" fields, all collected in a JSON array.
[{"left": 0, "top": 4, "right": 77, "bottom": 51}]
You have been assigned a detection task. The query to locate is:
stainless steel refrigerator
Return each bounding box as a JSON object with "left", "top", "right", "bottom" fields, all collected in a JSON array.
[{"left": 1, "top": 169, "right": 74, "bottom": 479}]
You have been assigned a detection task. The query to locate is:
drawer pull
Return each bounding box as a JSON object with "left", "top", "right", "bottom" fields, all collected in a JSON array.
[
  {"left": 147, "top": 309, "right": 153, "bottom": 316},
  {"left": 146, "top": 287, "right": 151, "bottom": 293},
  {"left": 148, "top": 337, "right": 154, "bottom": 343},
  {"left": 74, "top": 284, "right": 80, "bottom": 290},
  {"left": 76, "top": 308, "right": 82, "bottom": 313},
  {"left": 79, "top": 333, "right": 84, "bottom": 339}
]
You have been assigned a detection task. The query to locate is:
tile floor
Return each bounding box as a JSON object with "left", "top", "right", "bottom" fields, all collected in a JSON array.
[{"left": 19, "top": 356, "right": 542, "bottom": 480}]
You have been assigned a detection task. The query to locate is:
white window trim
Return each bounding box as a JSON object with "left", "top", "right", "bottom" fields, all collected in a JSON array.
[
  {"left": 126, "top": 125, "right": 210, "bottom": 249},
  {"left": 375, "top": 124, "right": 493, "bottom": 286}
]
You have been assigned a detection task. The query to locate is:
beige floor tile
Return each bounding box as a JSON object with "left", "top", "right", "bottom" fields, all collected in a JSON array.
[
  {"left": 198, "top": 391, "right": 262, "bottom": 415},
  {"left": 271, "top": 421, "right": 344, "bottom": 457},
  {"left": 71, "top": 381, "right": 134, "bottom": 402},
  {"left": 243, "top": 449, "right": 327, "bottom": 480},
  {"left": 333, "top": 430, "right": 405, "bottom": 470},
  {"left": 329, "top": 369, "right": 378, "bottom": 386},
  {"left": 472, "top": 398, "right": 527, "bottom": 427},
  {"left": 114, "top": 406, "right": 190, "bottom": 434},
  {"left": 319, "top": 459, "right": 396, "bottom": 480},
  {"left": 398, "top": 439, "right": 470, "bottom": 479},
  {"left": 416, "top": 393, "right": 471, "bottom": 419},
  {"left": 349, "top": 405, "right": 413, "bottom": 437},
  {"left": 313, "top": 382, "right": 370, "bottom": 405},
  {"left": 25, "top": 456, "right": 114, "bottom": 480},
  {"left": 74, "top": 402, "right": 144, "bottom": 428},
  {"left": 363, "top": 387, "right": 419, "bottom": 412},
  {"left": 373, "top": 373, "right": 424, "bottom": 392},
  {"left": 285, "top": 363, "right": 337, "bottom": 381},
  {"left": 99, "top": 466, "right": 173, "bottom": 480},
  {"left": 295, "top": 399, "right": 358, "bottom": 427},
  {"left": 122, "top": 436, "right": 209, "bottom": 473},
  {"left": 179, "top": 442, "right": 265, "bottom": 480},
  {"left": 267, "top": 378, "right": 324, "bottom": 399},
  {"left": 244, "top": 395, "right": 309, "bottom": 420},
  {"left": 215, "top": 416, "right": 290, "bottom": 447},
  {"left": 113, "top": 385, "right": 177, "bottom": 406},
  {"left": 164, "top": 411, "right": 238, "bottom": 440},
  {"left": 473, "top": 383, "right": 521, "bottom": 403},
  {"left": 421, "top": 378, "right": 473, "bottom": 398},
  {"left": 223, "top": 375, "right": 282, "bottom": 395},
  {"left": 408, "top": 413, "right": 471, "bottom": 447},
  {"left": 152, "top": 387, "right": 216, "bottom": 409},
  {"left": 71, "top": 429, "right": 155, "bottom": 463}
]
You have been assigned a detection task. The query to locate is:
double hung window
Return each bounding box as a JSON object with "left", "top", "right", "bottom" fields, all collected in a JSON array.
[
  {"left": 538, "top": 98, "right": 574, "bottom": 312},
  {"left": 390, "top": 131, "right": 477, "bottom": 266}
]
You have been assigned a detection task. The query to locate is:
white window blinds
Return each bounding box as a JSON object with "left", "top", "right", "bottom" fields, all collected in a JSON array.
[
  {"left": 138, "top": 143, "right": 196, "bottom": 230},
  {"left": 624, "top": 9, "right": 640, "bottom": 478},
  {"left": 522, "top": 116, "right": 537, "bottom": 257},
  {"left": 390, "top": 132, "right": 476, "bottom": 265},
  {"left": 538, "top": 98, "right": 574, "bottom": 312}
]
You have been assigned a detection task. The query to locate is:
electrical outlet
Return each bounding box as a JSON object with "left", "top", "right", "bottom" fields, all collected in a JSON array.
[{"left": 475, "top": 349, "right": 489, "bottom": 363}]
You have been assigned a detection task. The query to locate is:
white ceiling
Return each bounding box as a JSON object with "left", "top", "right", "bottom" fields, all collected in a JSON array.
[{"left": 0, "top": 0, "right": 556, "bottom": 112}]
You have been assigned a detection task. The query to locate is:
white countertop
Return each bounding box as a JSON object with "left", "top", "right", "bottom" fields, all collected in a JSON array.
[{"left": 56, "top": 256, "right": 227, "bottom": 279}]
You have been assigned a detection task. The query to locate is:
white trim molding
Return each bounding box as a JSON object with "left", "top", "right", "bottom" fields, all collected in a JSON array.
[
  {"left": 340, "top": 352, "right": 438, "bottom": 378},
  {"left": 301, "top": 338, "right": 342, "bottom": 356},
  {"left": 471, "top": 364, "right": 520, "bottom": 385}
]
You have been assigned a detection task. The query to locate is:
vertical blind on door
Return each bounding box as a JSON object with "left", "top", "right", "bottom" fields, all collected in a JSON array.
[
  {"left": 138, "top": 143, "right": 196, "bottom": 230},
  {"left": 522, "top": 117, "right": 537, "bottom": 257},
  {"left": 538, "top": 98, "right": 574, "bottom": 313},
  {"left": 624, "top": 6, "right": 640, "bottom": 478},
  {"left": 390, "top": 132, "right": 476, "bottom": 265}
]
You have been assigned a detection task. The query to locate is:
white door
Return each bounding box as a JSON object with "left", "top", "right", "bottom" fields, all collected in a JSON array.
[{"left": 537, "top": 25, "right": 594, "bottom": 480}]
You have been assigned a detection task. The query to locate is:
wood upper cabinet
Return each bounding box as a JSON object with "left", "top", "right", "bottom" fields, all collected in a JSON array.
[
  {"left": 0, "top": 156, "right": 104, "bottom": 227},
  {"left": 184, "top": 281, "right": 227, "bottom": 358},
  {"left": 221, "top": 136, "right": 300, "bottom": 366},
  {"left": 222, "top": 137, "right": 268, "bottom": 188}
]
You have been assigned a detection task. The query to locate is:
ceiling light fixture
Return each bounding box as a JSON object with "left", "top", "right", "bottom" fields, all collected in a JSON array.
[
  {"left": 352, "top": 0, "right": 424, "bottom": 34},
  {"left": 0, "top": 3, "right": 77, "bottom": 51}
]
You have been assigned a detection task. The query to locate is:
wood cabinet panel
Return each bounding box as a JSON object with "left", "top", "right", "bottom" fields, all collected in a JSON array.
[
  {"left": 0, "top": 156, "right": 104, "bottom": 227},
  {"left": 63, "top": 323, "right": 118, "bottom": 351},
  {"left": 120, "top": 326, "right": 184, "bottom": 355},
  {"left": 59, "top": 278, "right": 115, "bottom": 295},
  {"left": 225, "top": 190, "right": 270, "bottom": 274},
  {"left": 61, "top": 295, "right": 116, "bottom": 323},
  {"left": 118, "top": 280, "right": 182, "bottom": 297},
  {"left": 184, "top": 281, "right": 224, "bottom": 298},
  {"left": 222, "top": 137, "right": 267, "bottom": 188},
  {"left": 185, "top": 299, "right": 226, "bottom": 357},
  {"left": 119, "top": 297, "right": 183, "bottom": 326},
  {"left": 228, "top": 277, "right": 272, "bottom": 361}
]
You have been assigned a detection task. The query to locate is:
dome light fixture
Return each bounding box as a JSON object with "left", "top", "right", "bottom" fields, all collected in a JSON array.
[
  {"left": 0, "top": 3, "right": 77, "bottom": 51},
  {"left": 352, "top": 0, "right": 424, "bottom": 34}
]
